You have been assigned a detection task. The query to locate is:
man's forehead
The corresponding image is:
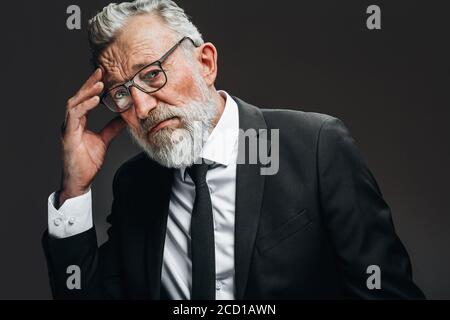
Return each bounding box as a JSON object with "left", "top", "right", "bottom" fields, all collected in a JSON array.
[
  {"left": 98, "top": 14, "right": 177, "bottom": 87},
  {"left": 99, "top": 49, "right": 157, "bottom": 87},
  {"left": 99, "top": 38, "right": 173, "bottom": 88}
]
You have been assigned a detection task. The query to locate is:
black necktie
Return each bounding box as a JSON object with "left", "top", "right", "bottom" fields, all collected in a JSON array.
[{"left": 187, "top": 163, "right": 216, "bottom": 300}]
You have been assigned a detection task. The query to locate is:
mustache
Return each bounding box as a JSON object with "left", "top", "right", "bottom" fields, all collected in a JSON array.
[{"left": 139, "top": 104, "right": 186, "bottom": 132}]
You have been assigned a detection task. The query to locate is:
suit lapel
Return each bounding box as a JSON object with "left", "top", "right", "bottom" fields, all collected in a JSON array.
[
  {"left": 233, "top": 97, "right": 268, "bottom": 299},
  {"left": 143, "top": 165, "right": 174, "bottom": 299}
]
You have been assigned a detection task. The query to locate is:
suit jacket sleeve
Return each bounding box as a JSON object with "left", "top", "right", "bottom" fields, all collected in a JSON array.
[
  {"left": 316, "top": 117, "right": 425, "bottom": 299},
  {"left": 42, "top": 171, "right": 123, "bottom": 300}
]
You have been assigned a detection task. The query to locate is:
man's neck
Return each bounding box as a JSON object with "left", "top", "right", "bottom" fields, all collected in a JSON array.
[{"left": 211, "top": 89, "right": 226, "bottom": 129}]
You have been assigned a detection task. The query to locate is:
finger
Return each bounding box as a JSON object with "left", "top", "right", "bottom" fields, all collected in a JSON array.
[
  {"left": 72, "top": 96, "right": 101, "bottom": 118},
  {"left": 81, "top": 68, "right": 103, "bottom": 93},
  {"left": 65, "top": 96, "right": 100, "bottom": 133},
  {"left": 68, "top": 81, "right": 104, "bottom": 109},
  {"left": 99, "top": 116, "right": 126, "bottom": 147},
  {"left": 66, "top": 68, "right": 102, "bottom": 108}
]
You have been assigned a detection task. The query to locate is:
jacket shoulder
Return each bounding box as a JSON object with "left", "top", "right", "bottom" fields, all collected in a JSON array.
[
  {"left": 262, "top": 108, "right": 337, "bottom": 131},
  {"left": 260, "top": 108, "right": 342, "bottom": 141},
  {"left": 115, "top": 152, "right": 150, "bottom": 175},
  {"left": 112, "top": 153, "right": 164, "bottom": 191}
]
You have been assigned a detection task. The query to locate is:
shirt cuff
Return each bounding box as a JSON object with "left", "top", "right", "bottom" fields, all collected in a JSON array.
[{"left": 48, "top": 190, "right": 93, "bottom": 239}]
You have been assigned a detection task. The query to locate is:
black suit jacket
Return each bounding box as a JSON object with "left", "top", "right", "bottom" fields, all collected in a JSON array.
[{"left": 43, "top": 97, "right": 425, "bottom": 299}]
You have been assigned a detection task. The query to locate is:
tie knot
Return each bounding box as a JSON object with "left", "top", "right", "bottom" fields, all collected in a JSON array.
[{"left": 187, "top": 163, "right": 209, "bottom": 187}]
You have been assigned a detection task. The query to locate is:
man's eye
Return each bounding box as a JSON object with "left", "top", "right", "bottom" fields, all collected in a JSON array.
[
  {"left": 114, "top": 89, "right": 129, "bottom": 100},
  {"left": 143, "top": 70, "right": 161, "bottom": 80}
]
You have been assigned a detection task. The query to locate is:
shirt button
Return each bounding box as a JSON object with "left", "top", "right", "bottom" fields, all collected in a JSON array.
[
  {"left": 53, "top": 217, "right": 63, "bottom": 227},
  {"left": 216, "top": 280, "right": 223, "bottom": 291},
  {"left": 68, "top": 217, "right": 76, "bottom": 225}
]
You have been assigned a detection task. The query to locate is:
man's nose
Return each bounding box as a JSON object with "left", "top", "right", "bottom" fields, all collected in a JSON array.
[{"left": 130, "top": 86, "right": 158, "bottom": 119}]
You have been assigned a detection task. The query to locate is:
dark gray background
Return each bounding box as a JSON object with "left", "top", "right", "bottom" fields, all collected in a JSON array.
[{"left": 0, "top": 0, "right": 449, "bottom": 299}]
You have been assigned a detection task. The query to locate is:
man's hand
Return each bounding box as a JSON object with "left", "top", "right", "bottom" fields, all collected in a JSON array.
[{"left": 59, "top": 68, "right": 126, "bottom": 206}]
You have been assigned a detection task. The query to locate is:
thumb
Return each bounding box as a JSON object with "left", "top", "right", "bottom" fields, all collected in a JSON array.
[{"left": 99, "top": 116, "right": 126, "bottom": 147}]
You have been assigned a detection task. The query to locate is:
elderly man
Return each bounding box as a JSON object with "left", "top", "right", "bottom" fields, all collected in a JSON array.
[{"left": 43, "top": 0, "right": 424, "bottom": 300}]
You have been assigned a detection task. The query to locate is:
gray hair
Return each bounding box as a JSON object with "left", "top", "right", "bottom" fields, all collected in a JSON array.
[{"left": 88, "top": 0, "right": 204, "bottom": 65}]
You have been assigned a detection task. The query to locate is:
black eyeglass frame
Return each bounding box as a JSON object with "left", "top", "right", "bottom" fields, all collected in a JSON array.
[{"left": 100, "top": 36, "right": 198, "bottom": 113}]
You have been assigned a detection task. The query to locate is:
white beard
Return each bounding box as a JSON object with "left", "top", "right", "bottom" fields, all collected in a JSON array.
[{"left": 128, "top": 74, "right": 219, "bottom": 168}]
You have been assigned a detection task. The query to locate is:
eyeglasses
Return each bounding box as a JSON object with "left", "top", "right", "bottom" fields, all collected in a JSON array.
[{"left": 100, "top": 36, "right": 197, "bottom": 113}]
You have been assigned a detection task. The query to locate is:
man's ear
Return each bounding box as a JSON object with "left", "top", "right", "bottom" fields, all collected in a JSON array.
[{"left": 196, "top": 42, "right": 218, "bottom": 86}]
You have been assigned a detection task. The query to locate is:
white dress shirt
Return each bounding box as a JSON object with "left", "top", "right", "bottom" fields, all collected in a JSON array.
[{"left": 48, "top": 91, "right": 239, "bottom": 300}]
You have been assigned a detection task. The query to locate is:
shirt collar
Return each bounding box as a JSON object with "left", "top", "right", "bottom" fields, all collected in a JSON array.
[{"left": 180, "top": 90, "right": 239, "bottom": 181}]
